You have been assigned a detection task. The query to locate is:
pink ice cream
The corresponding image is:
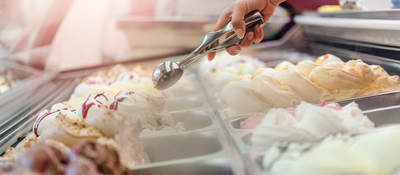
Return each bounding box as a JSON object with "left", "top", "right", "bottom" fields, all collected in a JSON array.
[{"left": 240, "top": 101, "right": 343, "bottom": 129}]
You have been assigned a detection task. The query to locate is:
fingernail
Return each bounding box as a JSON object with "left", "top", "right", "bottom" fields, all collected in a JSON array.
[{"left": 236, "top": 29, "right": 244, "bottom": 39}]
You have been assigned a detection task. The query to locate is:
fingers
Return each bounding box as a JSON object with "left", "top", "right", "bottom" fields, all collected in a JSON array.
[
  {"left": 211, "top": 0, "right": 281, "bottom": 60},
  {"left": 254, "top": 25, "right": 264, "bottom": 43},
  {"left": 213, "top": 29, "right": 260, "bottom": 59},
  {"left": 226, "top": 45, "right": 241, "bottom": 56},
  {"left": 240, "top": 32, "right": 254, "bottom": 48},
  {"left": 208, "top": 52, "right": 216, "bottom": 61},
  {"left": 225, "top": 31, "right": 254, "bottom": 57}
]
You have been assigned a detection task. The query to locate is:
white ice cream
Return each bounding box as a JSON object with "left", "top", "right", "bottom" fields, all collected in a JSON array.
[
  {"left": 33, "top": 103, "right": 102, "bottom": 146},
  {"left": 264, "top": 126, "right": 400, "bottom": 175},
  {"left": 251, "top": 102, "right": 374, "bottom": 148},
  {"left": 198, "top": 52, "right": 265, "bottom": 88},
  {"left": 70, "top": 76, "right": 109, "bottom": 99}
]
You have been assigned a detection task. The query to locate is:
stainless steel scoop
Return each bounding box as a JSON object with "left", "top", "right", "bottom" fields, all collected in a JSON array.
[{"left": 152, "top": 11, "right": 264, "bottom": 90}]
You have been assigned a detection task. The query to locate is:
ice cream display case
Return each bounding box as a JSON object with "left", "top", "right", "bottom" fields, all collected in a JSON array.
[
  {"left": 0, "top": 59, "right": 56, "bottom": 151},
  {"left": 1, "top": 10, "right": 400, "bottom": 175}
]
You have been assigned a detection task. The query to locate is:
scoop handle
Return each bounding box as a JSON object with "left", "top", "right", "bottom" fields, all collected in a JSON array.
[
  {"left": 215, "top": 11, "right": 264, "bottom": 50},
  {"left": 179, "top": 11, "right": 264, "bottom": 69}
]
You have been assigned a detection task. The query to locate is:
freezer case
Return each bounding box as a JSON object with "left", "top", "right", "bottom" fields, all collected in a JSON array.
[{"left": 1, "top": 11, "right": 400, "bottom": 175}]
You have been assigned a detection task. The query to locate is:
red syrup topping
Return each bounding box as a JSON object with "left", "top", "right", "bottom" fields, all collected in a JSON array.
[
  {"left": 93, "top": 93, "right": 109, "bottom": 104},
  {"left": 33, "top": 110, "right": 60, "bottom": 137},
  {"left": 81, "top": 96, "right": 95, "bottom": 119},
  {"left": 109, "top": 97, "right": 126, "bottom": 110},
  {"left": 109, "top": 91, "right": 134, "bottom": 110}
]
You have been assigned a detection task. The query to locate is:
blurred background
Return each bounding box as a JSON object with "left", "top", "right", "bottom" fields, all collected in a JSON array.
[
  {"left": 0, "top": 0, "right": 395, "bottom": 71},
  {"left": 0, "top": 0, "right": 291, "bottom": 71}
]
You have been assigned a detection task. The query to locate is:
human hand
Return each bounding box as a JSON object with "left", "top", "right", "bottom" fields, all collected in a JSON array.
[{"left": 208, "top": 0, "right": 286, "bottom": 61}]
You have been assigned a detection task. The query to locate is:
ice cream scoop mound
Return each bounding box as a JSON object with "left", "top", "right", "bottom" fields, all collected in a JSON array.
[
  {"left": 70, "top": 76, "right": 109, "bottom": 99},
  {"left": 251, "top": 68, "right": 303, "bottom": 107},
  {"left": 275, "top": 63, "right": 333, "bottom": 103},
  {"left": 244, "top": 101, "right": 374, "bottom": 148},
  {"left": 296, "top": 60, "right": 317, "bottom": 76},
  {"left": 35, "top": 113, "right": 103, "bottom": 147},
  {"left": 34, "top": 104, "right": 81, "bottom": 138},
  {"left": 220, "top": 75, "right": 272, "bottom": 113},
  {"left": 76, "top": 93, "right": 121, "bottom": 137}
]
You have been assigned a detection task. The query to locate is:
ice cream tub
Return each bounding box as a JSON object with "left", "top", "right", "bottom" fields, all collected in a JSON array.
[
  {"left": 338, "top": 90, "right": 400, "bottom": 111},
  {"left": 166, "top": 95, "right": 206, "bottom": 112},
  {"left": 139, "top": 130, "right": 224, "bottom": 165},
  {"left": 129, "top": 128, "right": 238, "bottom": 174},
  {"left": 249, "top": 125, "right": 400, "bottom": 175},
  {"left": 168, "top": 109, "right": 214, "bottom": 130},
  {"left": 364, "top": 106, "right": 400, "bottom": 127},
  {"left": 230, "top": 116, "right": 253, "bottom": 131},
  {"left": 0, "top": 60, "right": 54, "bottom": 124},
  {"left": 131, "top": 156, "right": 233, "bottom": 175}
]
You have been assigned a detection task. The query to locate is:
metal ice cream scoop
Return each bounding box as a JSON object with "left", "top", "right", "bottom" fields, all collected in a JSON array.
[{"left": 152, "top": 11, "right": 264, "bottom": 90}]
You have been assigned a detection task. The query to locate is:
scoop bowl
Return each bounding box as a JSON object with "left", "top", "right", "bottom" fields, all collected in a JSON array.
[{"left": 152, "top": 61, "right": 184, "bottom": 90}]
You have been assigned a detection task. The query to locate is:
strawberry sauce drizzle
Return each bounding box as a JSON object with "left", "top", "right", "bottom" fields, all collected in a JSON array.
[
  {"left": 109, "top": 91, "right": 134, "bottom": 110},
  {"left": 94, "top": 93, "right": 108, "bottom": 104},
  {"left": 33, "top": 110, "right": 60, "bottom": 137},
  {"left": 81, "top": 96, "right": 95, "bottom": 119},
  {"left": 110, "top": 97, "right": 126, "bottom": 110}
]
